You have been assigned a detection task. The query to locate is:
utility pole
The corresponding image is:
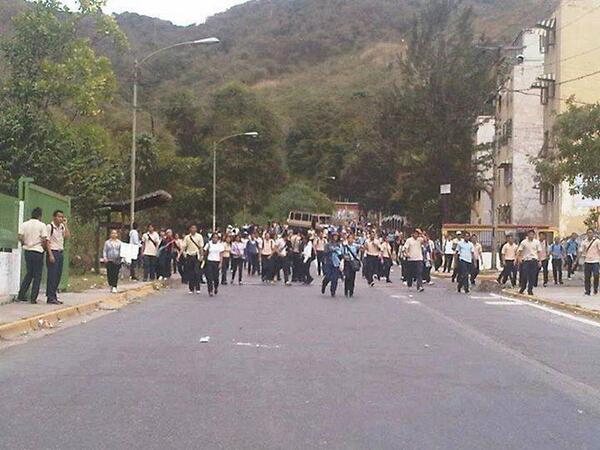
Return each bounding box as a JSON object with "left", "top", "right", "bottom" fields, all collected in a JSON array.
[{"left": 490, "top": 123, "right": 499, "bottom": 270}]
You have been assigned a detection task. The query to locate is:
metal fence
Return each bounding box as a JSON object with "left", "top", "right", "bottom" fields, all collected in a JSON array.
[{"left": 0, "top": 192, "right": 19, "bottom": 249}]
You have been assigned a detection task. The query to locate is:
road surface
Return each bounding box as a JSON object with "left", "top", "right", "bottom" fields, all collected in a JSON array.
[{"left": 2, "top": 277, "right": 600, "bottom": 449}]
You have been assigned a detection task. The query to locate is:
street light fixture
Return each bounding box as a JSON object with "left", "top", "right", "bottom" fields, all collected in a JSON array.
[
  {"left": 129, "top": 37, "right": 220, "bottom": 227},
  {"left": 212, "top": 132, "right": 259, "bottom": 231}
]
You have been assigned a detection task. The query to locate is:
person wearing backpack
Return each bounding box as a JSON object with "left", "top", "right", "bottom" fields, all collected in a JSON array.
[
  {"left": 581, "top": 228, "right": 600, "bottom": 296},
  {"left": 343, "top": 233, "right": 362, "bottom": 298}
]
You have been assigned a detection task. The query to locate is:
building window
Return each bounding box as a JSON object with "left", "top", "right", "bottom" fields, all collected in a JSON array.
[
  {"left": 504, "top": 165, "right": 513, "bottom": 186},
  {"left": 540, "top": 185, "right": 555, "bottom": 205}
]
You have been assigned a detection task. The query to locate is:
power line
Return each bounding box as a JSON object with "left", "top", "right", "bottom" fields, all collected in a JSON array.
[
  {"left": 509, "top": 89, "right": 594, "bottom": 106},
  {"left": 556, "top": 4, "right": 600, "bottom": 31},
  {"left": 558, "top": 68, "right": 600, "bottom": 86},
  {"left": 529, "top": 43, "right": 600, "bottom": 70}
]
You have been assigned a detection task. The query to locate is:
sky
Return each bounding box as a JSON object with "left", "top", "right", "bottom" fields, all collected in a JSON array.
[{"left": 60, "top": 0, "right": 251, "bottom": 26}]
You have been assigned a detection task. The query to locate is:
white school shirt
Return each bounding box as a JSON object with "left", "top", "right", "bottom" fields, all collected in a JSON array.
[
  {"left": 47, "top": 222, "right": 66, "bottom": 251},
  {"left": 19, "top": 219, "right": 48, "bottom": 253},
  {"left": 204, "top": 242, "right": 225, "bottom": 262},
  {"left": 142, "top": 232, "right": 160, "bottom": 256}
]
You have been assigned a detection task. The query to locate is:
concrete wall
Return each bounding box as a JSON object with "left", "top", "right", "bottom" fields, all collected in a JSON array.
[{"left": 0, "top": 251, "right": 21, "bottom": 297}]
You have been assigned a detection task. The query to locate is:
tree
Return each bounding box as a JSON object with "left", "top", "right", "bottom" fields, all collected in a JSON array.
[
  {"left": 0, "top": 0, "right": 127, "bottom": 219},
  {"left": 535, "top": 102, "right": 600, "bottom": 200},
  {"left": 368, "top": 0, "right": 496, "bottom": 226}
]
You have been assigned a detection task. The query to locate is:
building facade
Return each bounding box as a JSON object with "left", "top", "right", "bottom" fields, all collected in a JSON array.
[
  {"left": 471, "top": 116, "right": 495, "bottom": 225},
  {"left": 534, "top": 0, "right": 600, "bottom": 235}
]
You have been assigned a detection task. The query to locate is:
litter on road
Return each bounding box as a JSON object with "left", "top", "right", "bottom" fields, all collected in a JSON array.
[{"left": 199, "top": 336, "right": 211, "bottom": 343}]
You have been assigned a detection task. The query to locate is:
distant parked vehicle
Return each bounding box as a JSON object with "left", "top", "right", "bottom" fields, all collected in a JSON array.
[{"left": 287, "top": 211, "right": 332, "bottom": 230}]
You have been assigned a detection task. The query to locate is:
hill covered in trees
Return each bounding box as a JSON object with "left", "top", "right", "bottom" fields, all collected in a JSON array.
[{"left": 0, "top": 0, "right": 558, "bottom": 227}]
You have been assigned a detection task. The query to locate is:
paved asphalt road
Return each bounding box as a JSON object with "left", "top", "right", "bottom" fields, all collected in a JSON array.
[{"left": 2, "top": 275, "right": 600, "bottom": 450}]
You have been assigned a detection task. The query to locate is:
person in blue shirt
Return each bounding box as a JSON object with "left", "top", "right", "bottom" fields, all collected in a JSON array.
[
  {"left": 321, "top": 232, "right": 344, "bottom": 297},
  {"left": 455, "top": 231, "right": 475, "bottom": 294},
  {"left": 565, "top": 233, "right": 579, "bottom": 279},
  {"left": 549, "top": 236, "right": 565, "bottom": 285}
]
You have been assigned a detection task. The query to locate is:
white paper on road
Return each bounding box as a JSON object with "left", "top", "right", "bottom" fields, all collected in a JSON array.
[
  {"left": 199, "top": 336, "right": 211, "bottom": 343},
  {"left": 120, "top": 243, "right": 139, "bottom": 262}
]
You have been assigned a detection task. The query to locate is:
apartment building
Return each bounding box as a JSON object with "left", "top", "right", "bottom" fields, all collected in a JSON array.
[
  {"left": 471, "top": 116, "right": 495, "bottom": 225},
  {"left": 472, "top": 29, "right": 546, "bottom": 226},
  {"left": 534, "top": 0, "right": 600, "bottom": 235}
]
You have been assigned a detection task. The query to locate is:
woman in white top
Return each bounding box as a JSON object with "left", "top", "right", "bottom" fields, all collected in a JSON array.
[
  {"left": 101, "top": 229, "right": 122, "bottom": 293},
  {"left": 204, "top": 233, "right": 225, "bottom": 296},
  {"left": 261, "top": 232, "right": 276, "bottom": 283}
]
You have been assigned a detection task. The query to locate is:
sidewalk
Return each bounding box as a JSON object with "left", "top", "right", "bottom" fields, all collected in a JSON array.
[{"left": 0, "top": 278, "right": 167, "bottom": 339}]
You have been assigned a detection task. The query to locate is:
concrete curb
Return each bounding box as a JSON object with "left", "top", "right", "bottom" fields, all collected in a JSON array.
[
  {"left": 433, "top": 272, "right": 498, "bottom": 281},
  {"left": 0, "top": 283, "right": 163, "bottom": 340},
  {"left": 500, "top": 289, "right": 600, "bottom": 321}
]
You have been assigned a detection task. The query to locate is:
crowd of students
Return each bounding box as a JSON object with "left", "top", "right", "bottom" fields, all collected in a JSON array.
[{"left": 101, "top": 223, "right": 451, "bottom": 298}]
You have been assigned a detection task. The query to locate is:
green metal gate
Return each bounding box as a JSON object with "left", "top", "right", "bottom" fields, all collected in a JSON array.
[
  {"left": 19, "top": 177, "right": 71, "bottom": 291},
  {"left": 0, "top": 192, "right": 19, "bottom": 250}
]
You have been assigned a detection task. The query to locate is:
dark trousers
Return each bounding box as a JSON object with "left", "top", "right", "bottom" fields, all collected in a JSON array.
[
  {"left": 221, "top": 257, "right": 230, "bottom": 283},
  {"left": 584, "top": 262, "right": 600, "bottom": 295},
  {"left": 322, "top": 265, "right": 341, "bottom": 296},
  {"left": 261, "top": 256, "right": 274, "bottom": 281},
  {"left": 365, "top": 255, "right": 379, "bottom": 284},
  {"left": 406, "top": 260, "right": 423, "bottom": 289},
  {"left": 143, "top": 255, "right": 157, "bottom": 281},
  {"left": 275, "top": 255, "right": 290, "bottom": 283},
  {"left": 291, "top": 252, "right": 302, "bottom": 281},
  {"left": 567, "top": 255, "right": 577, "bottom": 277},
  {"left": 535, "top": 259, "right": 549, "bottom": 287},
  {"left": 178, "top": 257, "right": 186, "bottom": 283},
  {"left": 18, "top": 250, "right": 44, "bottom": 302},
  {"left": 130, "top": 250, "right": 140, "bottom": 279},
  {"left": 552, "top": 258, "right": 563, "bottom": 284},
  {"left": 46, "top": 250, "right": 64, "bottom": 301},
  {"left": 247, "top": 253, "right": 259, "bottom": 275},
  {"left": 185, "top": 256, "right": 201, "bottom": 292},
  {"left": 520, "top": 260, "right": 538, "bottom": 294},
  {"left": 443, "top": 254, "right": 454, "bottom": 272},
  {"left": 231, "top": 258, "right": 244, "bottom": 283},
  {"left": 470, "top": 260, "right": 480, "bottom": 284},
  {"left": 316, "top": 251, "right": 324, "bottom": 276},
  {"left": 205, "top": 260, "right": 220, "bottom": 294},
  {"left": 344, "top": 264, "right": 357, "bottom": 296},
  {"left": 498, "top": 260, "right": 517, "bottom": 286},
  {"left": 304, "top": 258, "right": 314, "bottom": 284},
  {"left": 381, "top": 257, "right": 392, "bottom": 281},
  {"left": 457, "top": 259, "right": 472, "bottom": 293},
  {"left": 423, "top": 263, "right": 432, "bottom": 283},
  {"left": 158, "top": 252, "right": 173, "bottom": 279},
  {"left": 106, "top": 261, "right": 121, "bottom": 288}
]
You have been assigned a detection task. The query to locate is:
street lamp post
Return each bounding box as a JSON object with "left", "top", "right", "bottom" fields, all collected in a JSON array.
[
  {"left": 130, "top": 37, "right": 220, "bottom": 228},
  {"left": 212, "top": 132, "right": 259, "bottom": 232}
]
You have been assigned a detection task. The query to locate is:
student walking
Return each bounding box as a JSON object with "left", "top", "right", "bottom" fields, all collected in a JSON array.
[
  {"left": 549, "top": 237, "right": 565, "bottom": 285},
  {"left": 497, "top": 235, "right": 518, "bottom": 287},
  {"left": 537, "top": 232, "right": 550, "bottom": 287},
  {"left": 565, "top": 233, "right": 579, "bottom": 279},
  {"left": 204, "top": 233, "right": 225, "bottom": 296},
  {"left": 157, "top": 229, "right": 176, "bottom": 280},
  {"left": 443, "top": 233, "right": 455, "bottom": 273},
  {"left": 364, "top": 231, "right": 381, "bottom": 287},
  {"left": 581, "top": 228, "right": 600, "bottom": 296},
  {"left": 17, "top": 208, "right": 49, "bottom": 304},
  {"left": 380, "top": 238, "right": 394, "bottom": 283},
  {"left": 517, "top": 230, "right": 542, "bottom": 296},
  {"left": 46, "top": 210, "right": 70, "bottom": 304},
  {"left": 260, "top": 232, "right": 276, "bottom": 283},
  {"left": 101, "top": 229, "right": 122, "bottom": 293},
  {"left": 230, "top": 234, "right": 245, "bottom": 284},
  {"left": 343, "top": 234, "right": 361, "bottom": 297},
  {"left": 302, "top": 234, "right": 315, "bottom": 285},
  {"left": 275, "top": 233, "right": 292, "bottom": 285},
  {"left": 456, "top": 232, "right": 475, "bottom": 294},
  {"left": 403, "top": 229, "right": 424, "bottom": 292},
  {"left": 142, "top": 224, "right": 160, "bottom": 281},
  {"left": 470, "top": 234, "right": 483, "bottom": 286},
  {"left": 181, "top": 225, "right": 204, "bottom": 294},
  {"left": 246, "top": 234, "right": 260, "bottom": 276},
  {"left": 321, "top": 232, "right": 343, "bottom": 297},
  {"left": 221, "top": 235, "right": 232, "bottom": 285},
  {"left": 314, "top": 231, "right": 326, "bottom": 276}
]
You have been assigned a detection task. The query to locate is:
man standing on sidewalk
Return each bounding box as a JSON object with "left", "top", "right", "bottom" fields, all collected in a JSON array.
[
  {"left": 517, "top": 230, "right": 542, "bottom": 296},
  {"left": 537, "top": 232, "right": 550, "bottom": 288},
  {"left": 549, "top": 236, "right": 565, "bottom": 285},
  {"left": 17, "top": 207, "right": 48, "bottom": 304},
  {"left": 581, "top": 228, "right": 600, "bottom": 296},
  {"left": 497, "top": 235, "right": 518, "bottom": 287},
  {"left": 46, "top": 210, "right": 70, "bottom": 305},
  {"left": 456, "top": 232, "right": 475, "bottom": 294}
]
